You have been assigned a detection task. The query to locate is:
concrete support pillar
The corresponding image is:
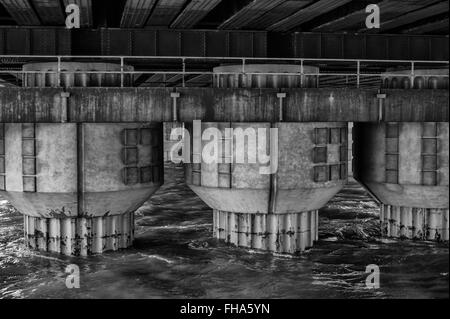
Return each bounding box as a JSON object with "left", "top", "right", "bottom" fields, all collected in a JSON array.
[
  {"left": 380, "top": 205, "right": 448, "bottom": 241},
  {"left": 213, "top": 210, "right": 319, "bottom": 253},
  {"left": 24, "top": 212, "right": 134, "bottom": 256},
  {"left": 354, "top": 121, "right": 449, "bottom": 241},
  {"left": 0, "top": 63, "right": 163, "bottom": 256},
  {"left": 164, "top": 122, "right": 183, "bottom": 162},
  {"left": 184, "top": 64, "right": 346, "bottom": 254},
  {"left": 186, "top": 121, "right": 347, "bottom": 254},
  {"left": 354, "top": 69, "right": 449, "bottom": 241}
]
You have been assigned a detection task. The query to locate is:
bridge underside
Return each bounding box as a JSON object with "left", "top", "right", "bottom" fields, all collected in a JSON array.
[
  {"left": 0, "top": 27, "right": 447, "bottom": 59},
  {"left": 0, "top": 0, "right": 448, "bottom": 257},
  {"left": 0, "top": 62, "right": 448, "bottom": 255}
]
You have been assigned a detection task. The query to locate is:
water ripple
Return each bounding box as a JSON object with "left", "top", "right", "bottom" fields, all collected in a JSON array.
[{"left": 0, "top": 163, "right": 448, "bottom": 299}]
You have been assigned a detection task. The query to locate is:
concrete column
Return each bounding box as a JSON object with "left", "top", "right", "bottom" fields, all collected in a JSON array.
[
  {"left": 164, "top": 122, "right": 183, "bottom": 162},
  {"left": 185, "top": 64, "right": 347, "bottom": 254},
  {"left": 164, "top": 64, "right": 321, "bottom": 163},
  {"left": 0, "top": 63, "right": 163, "bottom": 256},
  {"left": 354, "top": 69, "right": 449, "bottom": 241}
]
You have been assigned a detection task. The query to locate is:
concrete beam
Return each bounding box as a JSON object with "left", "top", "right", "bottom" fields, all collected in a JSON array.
[
  {"left": 120, "top": 0, "right": 158, "bottom": 28},
  {"left": 62, "top": 0, "right": 93, "bottom": 27},
  {"left": 31, "top": 0, "right": 65, "bottom": 25},
  {"left": 246, "top": 0, "right": 313, "bottom": 30},
  {"left": 402, "top": 18, "right": 449, "bottom": 34},
  {"left": 268, "top": 0, "right": 352, "bottom": 32},
  {"left": 171, "top": 0, "right": 221, "bottom": 29},
  {"left": 312, "top": 0, "right": 436, "bottom": 32},
  {"left": 0, "top": 27, "right": 447, "bottom": 60},
  {"left": 146, "top": 0, "right": 188, "bottom": 26},
  {"left": 0, "top": 0, "right": 40, "bottom": 25},
  {"left": 0, "top": 87, "right": 447, "bottom": 123},
  {"left": 267, "top": 32, "right": 449, "bottom": 60},
  {"left": 218, "top": 0, "right": 285, "bottom": 30},
  {"left": 360, "top": 1, "right": 449, "bottom": 33}
]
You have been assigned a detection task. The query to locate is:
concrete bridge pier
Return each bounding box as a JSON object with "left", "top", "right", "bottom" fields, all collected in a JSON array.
[
  {"left": 353, "top": 70, "right": 449, "bottom": 241},
  {"left": 0, "top": 63, "right": 164, "bottom": 256},
  {"left": 184, "top": 65, "right": 348, "bottom": 254}
]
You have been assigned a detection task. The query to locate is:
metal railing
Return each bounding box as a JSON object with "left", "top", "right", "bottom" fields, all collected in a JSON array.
[{"left": 0, "top": 55, "right": 448, "bottom": 88}]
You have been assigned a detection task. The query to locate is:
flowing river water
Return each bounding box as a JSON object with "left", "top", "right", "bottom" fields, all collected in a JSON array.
[{"left": 0, "top": 163, "right": 448, "bottom": 299}]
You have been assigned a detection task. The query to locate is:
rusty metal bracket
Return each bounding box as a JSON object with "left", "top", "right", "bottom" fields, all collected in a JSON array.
[
  {"left": 276, "top": 92, "right": 286, "bottom": 122},
  {"left": 60, "top": 91, "right": 70, "bottom": 123},
  {"left": 376, "top": 91, "right": 387, "bottom": 122},
  {"left": 170, "top": 92, "right": 180, "bottom": 122}
]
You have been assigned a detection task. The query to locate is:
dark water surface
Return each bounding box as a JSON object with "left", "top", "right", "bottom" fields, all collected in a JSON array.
[{"left": 0, "top": 164, "right": 448, "bottom": 299}]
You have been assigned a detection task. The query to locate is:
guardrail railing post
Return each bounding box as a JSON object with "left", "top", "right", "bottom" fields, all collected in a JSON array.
[
  {"left": 170, "top": 91, "right": 180, "bottom": 122},
  {"left": 0, "top": 55, "right": 449, "bottom": 90},
  {"left": 300, "top": 59, "right": 304, "bottom": 87},
  {"left": 376, "top": 90, "right": 387, "bottom": 122},
  {"left": 277, "top": 92, "right": 287, "bottom": 122},
  {"left": 357, "top": 60, "right": 360, "bottom": 88},
  {"left": 57, "top": 56, "right": 61, "bottom": 88},
  {"left": 241, "top": 58, "right": 246, "bottom": 87},
  {"left": 120, "top": 57, "right": 124, "bottom": 88},
  {"left": 182, "top": 58, "right": 186, "bottom": 88}
]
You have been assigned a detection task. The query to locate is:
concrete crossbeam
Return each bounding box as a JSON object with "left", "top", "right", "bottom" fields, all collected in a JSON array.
[{"left": 0, "top": 87, "right": 447, "bottom": 123}]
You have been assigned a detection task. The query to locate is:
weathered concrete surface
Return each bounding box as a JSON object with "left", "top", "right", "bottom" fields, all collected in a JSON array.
[
  {"left": 1, "top": 123, "right": 163, "bottom": 218},
  {"left": 213, "top": 64, "right": 318, "bottom": 88},
  {"left": 23, "top": 62, "right": 134, "bottom": 88},
  {"left": 0, "top": 62, "right": 166, "bottom": 257},
  {"left": 185, "top": 122, "right": 348, "bottom": 214},
  {"left": 354, "top": 122, "right": 449, "bottom": 204},
  {"left": 163, "top": 122, "right": 182, "bottom": 161},
  {"left": 213, "top": 210, "right": 318, "bottom": 254},
  {"left": 380, "top": 205, "right": 449, "bottom": 241},
  {"left": 0, "top": 88, "right": 447, "bottom": 123},
  {"left": 382, "top": 69, "right": 449, "bottom": 90},
  {"left": 24, "top": 211, "right": 135, "bottom": 256},
  {"left": 1, "top": 122, "right": 163, "bottom": 257},
  {"left": 353, "top": 122, "right": 449, "bottom": 241},
  {"left": 186, "top": 122, "right": 347, "bottom": 254}
]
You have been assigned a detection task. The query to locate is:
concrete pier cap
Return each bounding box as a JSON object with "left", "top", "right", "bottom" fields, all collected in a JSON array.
[
  {"left": 382, "top": 68, "right": 449, "bottom": 89},
  {"left": 355, "top": 68, "right": 449, "bottom": 241},
  {"left": 184, "top": 64, "right": 347, "bottom": 254},
  {"left": 213, "top": 64, "right": 319, "bottom": 88},
  {"left": 23, "top": 62, "right": 134, "bottom": 87},
  {"left": 0, "top": 62, "right": 163, "bottom": 256}
]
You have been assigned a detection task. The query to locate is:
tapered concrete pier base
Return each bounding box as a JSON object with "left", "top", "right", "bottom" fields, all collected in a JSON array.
[
  {"left": 381, "top": 205, "right": 449, "bottom": 241},
  {"left": 183, "top": 64, "right": 344, "bottom": 255},
  {"left": 354, "top": 69, "right": 449, "bottom": 243},
  {"left": 0, "top": 62, "right": 163, "bottom": 256},
  {"left": 353, "top": 121, "right": 449, "bottom": 243},
  {"left": 213, "top": 210, "right": 318, "bottom": 253},
  {"left": 186, "top": 121, "right": 347, "bottom": 254},
  {"left": 24, "top": 212, "right": 134, "bottom": 256}
]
